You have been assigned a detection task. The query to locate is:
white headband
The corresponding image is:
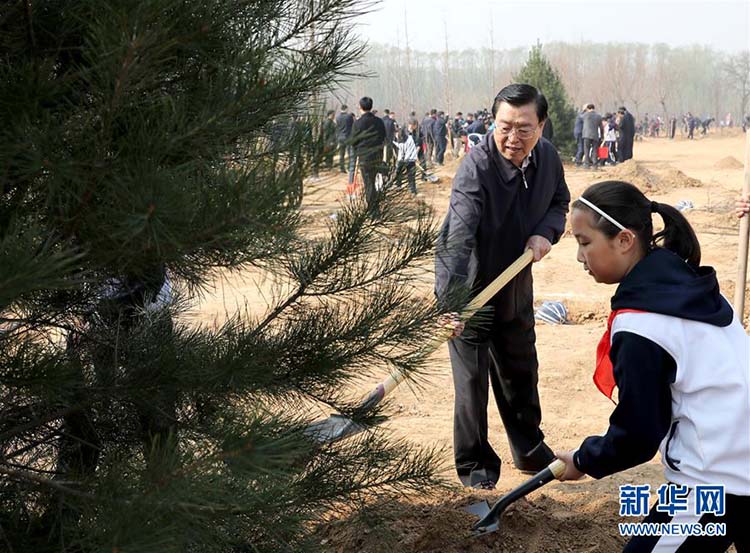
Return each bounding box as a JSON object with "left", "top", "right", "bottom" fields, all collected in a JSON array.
[{"left": 577, "top": 196, "right": 627, "bottom": 231}]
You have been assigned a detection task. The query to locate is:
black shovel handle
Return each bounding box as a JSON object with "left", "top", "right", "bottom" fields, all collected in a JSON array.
[{"left": 473, "top": 459, "right": 566, "bottom": 532}]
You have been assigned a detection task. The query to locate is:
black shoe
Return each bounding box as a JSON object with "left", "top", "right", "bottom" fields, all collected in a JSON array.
[{"left": 472, "top": 479, "right": 496, "bottom": 490}]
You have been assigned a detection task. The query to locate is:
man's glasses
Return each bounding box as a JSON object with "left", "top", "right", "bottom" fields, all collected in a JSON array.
[{"left": 494, "top": 124, "right": 539, "bottom": 140}]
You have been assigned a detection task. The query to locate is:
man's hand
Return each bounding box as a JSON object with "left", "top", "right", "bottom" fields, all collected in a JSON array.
[
  {"left": 554, "top": 450, "right": 586, "bottom": 481},
  {"left": 736, "top": 197, "right": 750, "bottom": 219},
  {"left": 525, "top": 235, "right": 552, "bottom": 262},
  {"left": 437, "top": 312, "right": 465, "bottom": 338}
]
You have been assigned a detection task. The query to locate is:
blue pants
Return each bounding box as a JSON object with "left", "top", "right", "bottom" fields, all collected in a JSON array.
[{"left": 575, "top": 136, "right": 584, "bottom": 164}]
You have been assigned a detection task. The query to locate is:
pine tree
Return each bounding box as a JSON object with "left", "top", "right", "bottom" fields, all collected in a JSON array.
[
  {"left": 0, "top": 2, "right": 448, "bottom": 551},
  {"left": 515, "top": 43, "right": 577, "bottom": 155}
]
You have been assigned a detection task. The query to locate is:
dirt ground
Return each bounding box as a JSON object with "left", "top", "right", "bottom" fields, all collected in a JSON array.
[{"left": 196, "top": 131, "right": 748, "bottom": 552}]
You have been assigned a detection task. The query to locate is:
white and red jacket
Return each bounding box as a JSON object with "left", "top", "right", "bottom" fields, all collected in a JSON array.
[{"left": 574, "top": 248, "right": 750, "bottom": 496}]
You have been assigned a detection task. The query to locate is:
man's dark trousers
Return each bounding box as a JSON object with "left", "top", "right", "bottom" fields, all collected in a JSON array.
[
  {"left": 338, "top": 141, "right": 350, "bottom": 172},
  {"left": 360, "top": 162, "right": 380, "bottom": 215},
  {"left": 435, "top": 136, "right": 447, "bottom": 164},
  {"left": 448, "top": 302, "right": 549, "bottom": 487},
  {"left": 425, "top": 137, "right": 434, "bottom": 165},
  {"left": 582, "top": 137, "right": 596, "bottom": 167},
  {"left": 395, "top": 161, "right": 417, "bottom": 194},
  {"left": 575, "top": 136, "right": 584, "bottom": 164}
]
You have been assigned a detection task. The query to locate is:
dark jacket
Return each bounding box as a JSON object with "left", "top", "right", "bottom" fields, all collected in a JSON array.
[
  {"left": 452, "top": 118, "right": 465, "bottom": 136},
  {"left": 409, "top": 127, "right": 423, "bottom": 150},
  {"left": 619, "top": 111, "right": 635, "bottom": 140},
  {"left": 323, "top": 118, "right": 337, "bottom": 146},
  {"left": 574, "top": 248, "right": 734, "bottom": 479},
  {"left": 466, "top": 119, "right": 486, "bottom": 134},
  {"left": 335, "top": 111, "right": 354, "bottom": 141},
  {"left": 573, "top": 112, "right": 583, "bottom": 138},
  {"left": 435, "top": 134, "right": 570, "bottom": 320},
  {"left": 541, "top": 117, "right": 554, "bottom": 142},
  {"left": 582, "top": 110, "right": 603, "bottom": 140},
  {"left": 433, "top": 117, "right": 448, "bottom": 141},
  {"left": 382, "top": 115, "right": 396, "bottom": 141},
  {"left": 421, "top": 116, "right": 435, "bottom": 141},
  {"left": 351, "top": 111, "right": 386, "bottom": 165}
]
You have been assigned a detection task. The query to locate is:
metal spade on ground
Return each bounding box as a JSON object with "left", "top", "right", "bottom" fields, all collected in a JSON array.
[
  {"left": 304, "top": 249, "right": 535, "bottom": 443},
  {"left": 466, "top": 459, "right": 566, "bottom": 535}
]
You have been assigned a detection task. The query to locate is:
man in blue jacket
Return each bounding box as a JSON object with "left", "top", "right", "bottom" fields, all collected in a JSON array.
[
  {"left": 435, "top": 83, "right": 570, "bottom": 489},
  {"left": 433, "top": 111, "right": 448, "bottom": 165},
  {"left": 382, "top": 109, "right": 397, "bottom": 165},
  {"left": 335, "top": 104, "right": 355, "bottom": 174}
]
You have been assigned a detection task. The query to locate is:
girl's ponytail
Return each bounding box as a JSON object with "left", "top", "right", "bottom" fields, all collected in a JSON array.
[{"left": 651, "top": 201, "right": 701, "bottom": 266}]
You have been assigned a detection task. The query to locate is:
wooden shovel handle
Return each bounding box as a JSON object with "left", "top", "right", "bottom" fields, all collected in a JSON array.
[
  {"left": 464, "top": 249, "right": 534, "bottom": 317},
  {"left": 733, "top": 129, "right": 750, "bottom": 321},
  {"left": 378, "top": 249, "right": 535, "bottom": 397}
]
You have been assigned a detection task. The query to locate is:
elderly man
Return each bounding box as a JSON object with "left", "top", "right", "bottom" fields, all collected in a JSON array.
[{"left": 435, "top": 83, "right": 570, "bottom": 489}]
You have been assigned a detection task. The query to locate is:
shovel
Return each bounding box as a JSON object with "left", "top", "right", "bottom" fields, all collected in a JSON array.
[
  {"left": 304, "top": 249, "right": 535, "bottom": 443},
  {"left": 467, "top": 458, "right": 566, "bottom": 535}
]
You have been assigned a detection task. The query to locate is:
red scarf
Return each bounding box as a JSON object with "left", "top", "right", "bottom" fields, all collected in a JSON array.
[{"left": 594, "top": 309, "right": 646, "bottom": 402}]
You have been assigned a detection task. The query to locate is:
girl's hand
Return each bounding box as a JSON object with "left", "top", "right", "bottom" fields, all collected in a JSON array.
[
  {"left": 437, "top": 312, "right": 465, "bottom": 338},
  {"left": 736, "top": 197, "right": 750, "bottom": 219},
  {"left": 554, "top": 450, "right": 586, "bottom": 481}
]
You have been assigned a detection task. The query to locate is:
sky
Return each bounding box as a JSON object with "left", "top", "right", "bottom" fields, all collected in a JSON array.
[{"left": 355, "top": 0, "right": 750, "bottom": 53}]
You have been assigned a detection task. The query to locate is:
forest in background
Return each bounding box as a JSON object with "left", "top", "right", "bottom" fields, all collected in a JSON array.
[{"left": 330, "top": 41, "right": 750, "bottom": 124}]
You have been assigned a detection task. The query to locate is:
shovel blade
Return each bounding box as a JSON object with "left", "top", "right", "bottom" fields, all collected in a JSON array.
[
  {"left": 303, "top": 414, "right": 365, "bottom": 444},
  {"left": 464, "top": 500, "right": 499, "bottom": 534}
]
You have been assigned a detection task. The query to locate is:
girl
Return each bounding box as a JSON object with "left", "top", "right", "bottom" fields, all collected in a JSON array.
[
  {"left": 394, "top": 121, "right": 419, "bottom": 195},
  {"left": 556, "top": 181, "right": 749, "bottom": 552},
  {"left": 601, "top": 114, "right": 618, "bottom": 166}
]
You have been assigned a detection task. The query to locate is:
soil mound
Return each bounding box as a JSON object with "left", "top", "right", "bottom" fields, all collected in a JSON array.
[
  {"left": 317, "top": 493, "right": 626, "bottom": 553},
  {"left": 607, "top": 160, "right": 660, "bottom": 191},
  {"left": 714, "top": 156, "right": 744, "bottom": 169},
  {"left": 606, "top": 161, "right": 703, "bottom": 191},
  {"left": 660, "top": 168, "right": 703, "bottom": 188}
]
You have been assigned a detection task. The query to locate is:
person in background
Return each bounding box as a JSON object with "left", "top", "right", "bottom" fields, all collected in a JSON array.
[
  {"left": 335, "top": 104, "right": 354, "bottom": 174},
  {"left": 581, "top": 104, "right": 603, "bottom": 169},
  {"left": 616, "top": 106, "right": 636, "bottom": 161},
  {"left": 421, "top": 111, "right": 435, "bottom": 167},
  {"left": 394, "top": 119, "right": 420, "bottom": 195},
  {"left": 541, "top": 115, "right": 554, "bottom": 144},
  {"left": 382, "top": 108, "right": 397, "bottom": 166},
  {"left": 574, "top": 104, "right": 586, "bottom": 166},
  {"left": 434, "top": 110, "right": 448, "bottom": 165},
  {"left": 452, "top": 112, "right": 465, "bottom": 157},
  {"left": 601, "top": 113, "right": 617, "bottom": 166},
  {"left": 466, "top": 112, "right": 486, "bottom": 134},
  {"left": 322, "top": 109, "right": 337, "bottom": 170},
  {"left": 351, "top": 96, "right": 386, "bottom": 215}
]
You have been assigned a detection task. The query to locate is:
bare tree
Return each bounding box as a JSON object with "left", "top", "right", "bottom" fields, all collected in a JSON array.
[
  {"left": 627, "top": 44, "right": 650, "bottom": 118},
  {"left": 723, "top": 51, "right": 750, "bottom": 119},
  {"left": 403, "top": 4, "right": 415, "bottom": 112},
  {"left": 331, "top": 42, "right": 746, "bottom": 123},
  {"left": 651, "top": 44, "right": 677, "bottom": 117},
  {"left": 442, "top": 17, "right": 452, "bottom": 113}
]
